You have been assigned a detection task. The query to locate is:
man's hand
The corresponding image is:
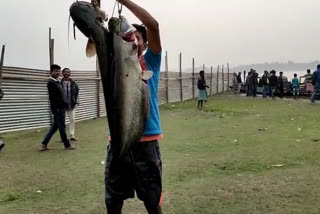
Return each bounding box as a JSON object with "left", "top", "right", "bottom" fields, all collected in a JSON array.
[
  {"left": 117, "top": 0, "right": 129, "bottom": 4},
  {"left": 116, "top": 0, "right": 161, "bottom": 54}
]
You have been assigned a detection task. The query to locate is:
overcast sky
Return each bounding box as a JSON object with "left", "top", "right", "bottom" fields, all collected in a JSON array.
[{"left": 0, "top": 0, "right": 320, "bottom": 71}]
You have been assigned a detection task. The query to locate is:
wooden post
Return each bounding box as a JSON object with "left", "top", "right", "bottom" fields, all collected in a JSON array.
[
  {"left": 96, "top": 58, "right": 101, "bottom": 118},
  {"left": 179, "top": 53, "right": 183, "bottom": 101},
  {"left": 0, "top": 45, "right": 5, "bottom": 86},
  {"left": 48, "top": 28, "right": 54, "bottom": 124},
  {"left": 222, "top": 65, "right": 225, "bottom": 92},
  {"left": 49, "top": 28, "right": 54, "bottom": 67},
  {"left": 216, "top": 65, "right": 220, "bottom": 93},
  {"left": 192, "top": 57, "right": 195, "bottom": 99},
  {"left": 227, "top": 63, "right": 230, "bottom": 91},
  {"left": 210, "top": 66, "right": 213, "bottom": 95},
  {"left": 165, "top": 51, "right": 169, "bottom": 104}
]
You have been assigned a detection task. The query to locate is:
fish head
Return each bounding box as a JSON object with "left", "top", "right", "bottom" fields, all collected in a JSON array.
[
  {"left": 108, "top": 16, "right": 136, "bottom": 38},
  {"left": 70, "top": 1, "right": 104, "bottom": 39}
]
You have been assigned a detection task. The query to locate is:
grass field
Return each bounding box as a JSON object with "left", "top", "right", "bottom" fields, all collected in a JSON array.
[{"left": 1, "top": 95, "right": 320, "bottom": 214}]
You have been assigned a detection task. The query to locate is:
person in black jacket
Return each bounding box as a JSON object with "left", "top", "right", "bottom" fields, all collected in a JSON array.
[
  {"left": 62, "top": 68, "right": 79, "bottom": 141},
  {"left": 236, "top": 72, "right": 242, "bottom": 93},
  {"left": 278, "top": 72, "right": 284, "bottom": 98},
  {"left": 40, "top": 64, "right": 75, "bottom": 151},
  {"left": 269, "top": 70, "right": 278, "bottom": 99},
  {"left": 261, "top": 70, "right": 269, "bottom": 98}
]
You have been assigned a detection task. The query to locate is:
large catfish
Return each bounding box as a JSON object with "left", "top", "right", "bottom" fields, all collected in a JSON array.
[{"left": 70, "top": 1, "right": 150, "bottom": 157}]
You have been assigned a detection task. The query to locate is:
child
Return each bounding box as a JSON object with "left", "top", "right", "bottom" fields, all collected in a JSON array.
[
  {"left": 292, "top": 73, "right": 299, "bottom": 99},
  {"left": 197, "top": 70, "right": 209, "bottom": 108}
]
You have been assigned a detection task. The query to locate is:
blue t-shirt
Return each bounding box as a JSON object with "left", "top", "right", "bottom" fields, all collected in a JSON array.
[{"left": 140, "top": 49, "right": 162, "bottom": 135}]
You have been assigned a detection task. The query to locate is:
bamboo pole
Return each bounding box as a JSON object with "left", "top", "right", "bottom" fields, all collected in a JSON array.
[
  {"left": 216, "top": 65, "right": 220, "bottom": 93},
  {"left": 48, "top": 28, "right": 54, "bottom": 124},
  {"left": 227, "top": 63, "right": 230, "bottom": 91},
  {"left": 165, "top": 51, "right": 169, "bottom": 103},
  {"left": 96, "top": 58, "right": 101, "bottom": 118},
  {"left": 49, "top": 28, "right": 54, "bottom": 67},
  {"left": 179, "top": 53, "right": 183, "bottom": 101},
  {"left": 0, "top": 45, "right": 5, "bottom": 88},
  {"left": 192, "top": 57, "right": 195, "bottom": 99},
  {"left": 210, "top": 66, "right": 213, "bottom": 95},
  {"left": 222, "top": 65, "right": 225, "bottom": 92}
]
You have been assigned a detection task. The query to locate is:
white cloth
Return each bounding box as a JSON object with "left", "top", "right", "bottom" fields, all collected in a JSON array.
[{"left": 66, "top": 109, "right": 76, "bottom": 138}]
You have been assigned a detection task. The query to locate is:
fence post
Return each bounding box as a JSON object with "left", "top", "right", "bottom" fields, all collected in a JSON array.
[
  {"left": 48, "top": 28, "right": 54, "bottom": 124},
  {"left": 222, "top": 65, "right": 225, "bottom": 92},
  {"left": 227, "top": 63, "right": 230, "bottom": 91},
  {"left": 96, "top": 58, "right": 101, "bottom": 118},
  {"left": 192, "top": 57, "right": 195, "bottom": 99},
  {"left": 0, "top": 45, "right": 5, "bottom": 89},
  {"left": 165, "top": 51, "right": 169, "bottom": 104},
  {"left": 216, "top": 65, "right": 219, "bottom": 93},
  {"left": 179, "top": 53, "right": 183, "bottom": 101},
  {"left": 210, "top": 66, "right": 213, "bottom": 95},
  {"left": 49, "top": 28, "right": 54, "bottom": 67}
]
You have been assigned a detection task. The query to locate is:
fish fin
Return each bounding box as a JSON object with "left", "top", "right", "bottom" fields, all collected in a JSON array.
[
  {"left": 142, "top": 81, "right": 150, "bottom": 120},
  {"left": 142, "top": 70, "right": 153, "bottom": 80},
  {"left": 73, "top": 23, "right": 76, "bottom": 40},
  {"left": 86, "top": 39, "right": 96, "bottom": 58}
]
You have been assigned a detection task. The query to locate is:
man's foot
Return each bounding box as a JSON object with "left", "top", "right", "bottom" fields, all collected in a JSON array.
[
  {"left": 65, "top": 145, "right": 76, "bottom": 150},
  {"left": 70, "top": 137, "right": 78, "bottom": 141},
  {"left": 39, "top": 144, "right": 48, "bottom": 151}
]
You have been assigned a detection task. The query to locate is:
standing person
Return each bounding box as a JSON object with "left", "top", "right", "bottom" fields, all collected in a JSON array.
[
  {"left": 232, "top": 73, "right": 238, "bottom": 94},
  {"left": 302, "top": 69, "right": 313, "bottom": 95},
  {"left": 269, "top": 70, "right": 278, "bottom": 99},
  {"left": 237, "top": 72, "right": 242, "bottom": 93},
  {"left": 251, "top": 71, "right": 258, "bottom": 97},
  {"left": 246, "top": 71, "right": 252, "bottom": 96},
  {"left": 311, "top": 65, "right": 320, "bottom": 104},
  {"left": 197, "top": 70, "right": 209, "bottom": 108},
  {"left": 40, "top": 64, "right": 75, "bottom": 151},
  {"left": 292, "top": 73, "right": 299, "bottom": 99},
  {"left": 62, "top": 68, "right": 79, "bottom": 141},
  {"left": 105, "top": 1, "right": 163, "bottom": 213},
  {"left": 261, "top": 70, "right": 269, "bottom": 98},
  {"left": 278, "top": 72, "right": 284, "bottom": 98},
  {"left": 0, "top": 88, "right": 4, "bottom": 151}
]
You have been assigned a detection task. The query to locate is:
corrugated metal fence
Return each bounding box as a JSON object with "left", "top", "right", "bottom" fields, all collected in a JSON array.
[{"left": 0, "top": 66, "right": 232, "bottom": 134}]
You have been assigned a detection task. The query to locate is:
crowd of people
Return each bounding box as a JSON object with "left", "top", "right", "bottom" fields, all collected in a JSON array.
[{"left": 231, "top": 65, "right": 320, "bottom": 103}]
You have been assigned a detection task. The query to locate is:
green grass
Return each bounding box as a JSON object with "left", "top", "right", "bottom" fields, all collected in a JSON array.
[{"left": 1, "top": 95, "right": 320, "bottom": 214}]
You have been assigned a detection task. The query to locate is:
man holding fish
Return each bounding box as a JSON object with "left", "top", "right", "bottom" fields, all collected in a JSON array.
[
  {"left": 70, "top": 0, "right": 163, "bottom": 212},
  {"left": 104, "top": 1, "right": 163, "bottom": 213}
]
